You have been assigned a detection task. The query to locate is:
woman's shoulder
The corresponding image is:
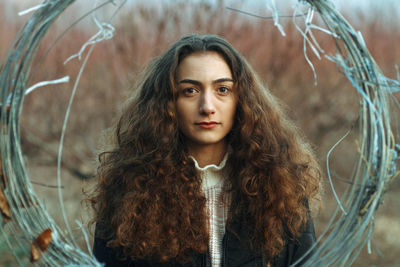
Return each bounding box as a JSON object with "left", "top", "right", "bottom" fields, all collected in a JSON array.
[{"left": 272, "top": 219, "right": 318, "bottom": 267}]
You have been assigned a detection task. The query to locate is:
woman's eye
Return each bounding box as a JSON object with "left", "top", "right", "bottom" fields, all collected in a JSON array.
[
  {"left": 217, "top": 86, "right": 230, "bottom": 95},
  {"left": 182, "top": 87, "right": 197, "bottom": 95}
]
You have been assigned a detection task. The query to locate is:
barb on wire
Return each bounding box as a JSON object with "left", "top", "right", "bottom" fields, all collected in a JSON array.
[
  {"left": 64, "top": 19, "right": 115, "bottom": 64},
  {"left": 266, "top": 0, "right": 286, "bottom": 36},
  {"left": 25, "top": 76, "right": 69, "bottom": 95},
  {"left": 18, "top": 3, "right": 48, "bottom": 16}
]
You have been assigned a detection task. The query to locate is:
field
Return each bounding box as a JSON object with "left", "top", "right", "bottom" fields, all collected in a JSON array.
[{"left": 1, "top": 1, "right": 400, "bottom": 266}]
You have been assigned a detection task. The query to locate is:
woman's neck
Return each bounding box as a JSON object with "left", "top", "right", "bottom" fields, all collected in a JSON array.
[{"left": 187, "top": 141, "right": 227, "bottom": 168}]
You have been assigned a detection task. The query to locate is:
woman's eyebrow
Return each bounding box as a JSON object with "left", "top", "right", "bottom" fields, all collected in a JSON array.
[
  {"left": 212, "top": 78, "right": 234, "bottom": 84},
  {"left": 178, "top": 78, "right": 234, "bottom": 85},
  {"left": 178, "top": 79, "right": 201, "bottom": 85}
]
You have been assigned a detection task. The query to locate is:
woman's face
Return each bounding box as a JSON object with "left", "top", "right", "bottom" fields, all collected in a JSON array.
[{"left": 175, "top": 51, "right": 237, "bottom": 150}]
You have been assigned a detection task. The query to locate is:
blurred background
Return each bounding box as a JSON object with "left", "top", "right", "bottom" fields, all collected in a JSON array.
[{"left": 0, "top": 0, "right": 399, "bottom": 266}]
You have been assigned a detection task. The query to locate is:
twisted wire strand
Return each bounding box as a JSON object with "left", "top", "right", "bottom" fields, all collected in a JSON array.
[
  {"left": 0, "top": 0, "right": 115, "bottom": 266},
  {"left": 0, "top": 0, "right": 398, "bottom": 266},
  {"left": 290, "top": 0, "right": 399, "bottom": 266}
]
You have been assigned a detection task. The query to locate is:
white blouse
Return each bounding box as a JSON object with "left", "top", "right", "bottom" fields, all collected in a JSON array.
[{"left": 189, "top": 154, "right": 230, "bottom": 267}]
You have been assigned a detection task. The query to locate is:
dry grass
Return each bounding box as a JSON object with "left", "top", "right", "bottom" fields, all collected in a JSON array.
[{"left": 0, "top": 1, "right": 399, "bottom": 266}]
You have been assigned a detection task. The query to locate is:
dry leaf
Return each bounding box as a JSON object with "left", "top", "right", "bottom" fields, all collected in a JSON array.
[
  {"left": 30, "top": 228, "right": 52, "bottom": 262},
  {"left": 0, "top": 187, "right": 11, "bottom": 222},
  {"left": 35, "top": 228, "right": 52, "bottom": 251},
  {"left": 30, "top": 244, "right": 41, "bottom": 262}
]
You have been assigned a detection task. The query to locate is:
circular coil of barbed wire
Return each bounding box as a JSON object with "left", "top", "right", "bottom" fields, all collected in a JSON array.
[{"left": 0, "top": 0, "right": 399, "bottom": 266}]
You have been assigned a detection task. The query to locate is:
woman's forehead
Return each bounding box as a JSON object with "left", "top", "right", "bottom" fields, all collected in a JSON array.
[{"left": 176, "top": 52, "right": 232, "bottom": 81}]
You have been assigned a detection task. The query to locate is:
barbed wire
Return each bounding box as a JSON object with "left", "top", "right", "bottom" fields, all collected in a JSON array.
[
  {"left": 0, "top": 0, "right": 399, "bottom": 266},
  {"left": 0, "top": 0, "right": 120, "bottom": 266},
  {"left": 297, "top": 1, "right": 399, "bottom": 265}
]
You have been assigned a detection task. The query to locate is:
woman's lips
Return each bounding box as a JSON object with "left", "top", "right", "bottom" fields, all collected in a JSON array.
[{"left": 196, "top": 121, "right": 219, "bottom": 129}]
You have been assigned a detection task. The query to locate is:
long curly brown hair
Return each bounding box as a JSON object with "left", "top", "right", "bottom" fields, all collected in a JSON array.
[{"left": 89, "top": 34, "right": 321, "bottom": 264}]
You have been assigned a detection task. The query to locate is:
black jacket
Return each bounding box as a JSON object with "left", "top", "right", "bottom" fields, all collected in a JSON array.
[{"left": 93, "top": 218, "right": 318, "bottom": 267}]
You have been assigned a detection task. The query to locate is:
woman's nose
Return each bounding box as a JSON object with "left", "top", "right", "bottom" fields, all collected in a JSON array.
[{"left": 199, "top": 90, "right": 216, "bottom": 115}]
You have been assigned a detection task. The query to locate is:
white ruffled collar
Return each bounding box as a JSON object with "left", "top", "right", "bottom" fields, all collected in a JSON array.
[
  {"left": 189, "top": 151, "right": 229, "bottom": 171},
  {"left": 189, "top": 150, "right": 230, "bottom": 190}
]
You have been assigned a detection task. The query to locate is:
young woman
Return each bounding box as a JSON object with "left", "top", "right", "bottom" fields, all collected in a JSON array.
[{"left": 91, "top": 34, "right": 321, "bottom": 267}]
